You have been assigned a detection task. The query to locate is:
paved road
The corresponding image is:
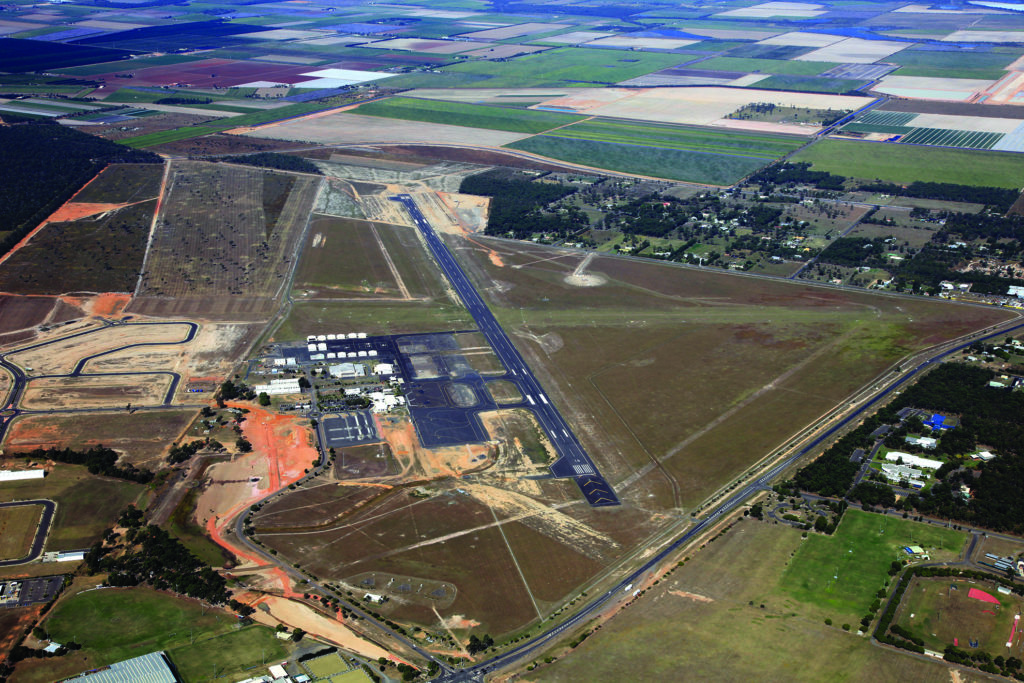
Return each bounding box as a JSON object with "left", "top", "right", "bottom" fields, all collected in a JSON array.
[
  {"left": 0, "top": 499, "right": 55, "bottom": 567},
  {"left": 390, "top": 195, "right": 618, "bottom": 507}
]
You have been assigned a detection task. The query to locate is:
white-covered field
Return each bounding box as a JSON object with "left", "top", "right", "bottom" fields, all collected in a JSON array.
[
  {"left": 796, "top": 38, "right": 909, "bottom": 63},
  {"left": 583, "top": 36, "right": 700, "bottom": 50},
  {"left": 757, "top": 31, "right": 844, "bottom": 47},
  {"left": 872, "top": 75, "right": 996, "bottom": 101},
  {"left": 717, "top": 1, "right": 825, "bottom": 18},
  {"left": 942, "top": 30, "right": 1024, "bottom": 42}
]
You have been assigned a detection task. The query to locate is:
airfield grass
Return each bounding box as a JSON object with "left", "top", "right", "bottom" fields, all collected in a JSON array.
[
  {"left": 886, "top": 49, "right": 1020, "bottom": 80},
  {"left": 782, "top": 510, "right": 965, "bottom": 622},
  {"left": 440, "top": 48, "right": 689, "bottom": 88},
  {"left": 353, "top": 96, "right": 584, "bottom": 134},
  {"left": 506, "top": 135, "right": 767, "bottom": 184},
  {"left": 529, "top": 520, "right": 954, "bottom": 683},
  {"left": 694, "top": 56, "right": 839, "bottom": 76},
  {"left": 456, "top": 236, "right": 1012, "bottom": 507},
  {"left": 793, "top": 139, "right": 1024, "bottom": 188},
  {"left": 40, "top": 587, "right": 288, "bottom": 683},
  {"left": 895, "top": 576, "right": 1021, "bottom": 653},
  {"left": 276, "top": 300, "right": 473, "bottom": 340},
  {"left": 0, "top": 463, "right": 143, "bottom": 551},
  {"left": 550, "top": 119, "right": 803, "bottom": 159},
  {"left": 0, "top": 504, "right": 42, "bottom": 561},
  {"left": 294, "top": 216, "right": 402, "bottom": 297}
]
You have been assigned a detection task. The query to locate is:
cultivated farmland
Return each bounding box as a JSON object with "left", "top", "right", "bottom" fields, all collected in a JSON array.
[
  {"left": 133, "top": 160, "right": 320, "bottom": 318},
  {"left": 792, "top": 139, "right": 1024, "bottom": 187},
  {"left": 353, "top": 96, "right": 585, "bottom": 134}
]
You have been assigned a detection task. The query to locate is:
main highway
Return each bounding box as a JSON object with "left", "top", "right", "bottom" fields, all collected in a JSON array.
[{"left": 391, "top": 195, "right": 618, "bottom": 507}]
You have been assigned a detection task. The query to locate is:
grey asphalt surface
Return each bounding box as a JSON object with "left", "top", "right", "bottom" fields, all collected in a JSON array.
[
  {"left": 390, "top": 194, "right": 618, "bottom": 507},
  {"left": 0, "top": 499, "right": 55, "bottom": 567}
]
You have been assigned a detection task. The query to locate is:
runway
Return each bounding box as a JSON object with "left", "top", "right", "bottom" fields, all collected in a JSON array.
[{"left": 391, "top": 195, "right": 618, "bottom": 507}]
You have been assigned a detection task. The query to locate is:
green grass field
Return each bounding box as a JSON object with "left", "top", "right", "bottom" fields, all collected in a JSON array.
[
  {"left": 550, "top": 119, "right": 804, "bottom": 159},
  {"left": 57, "top": 54, "right": 208, "bottom": 76},
  {"left": 896, "top": 577, "right": 1021, "bottom": 653},
  {"left": 42, "top": 587, "right": 288, "bottom": 683},
  {"left": 277, "top": 300, "right": 473, "bottom": 340},
  {"left": 886, "top": 49, "right": 1020, "bottom": 80},
  {"left": 531, "top": 521, "right": 955, "bottom": 682},
  {"left": 782, "top": 510, "right": 965, "bottom": 621},
  {"left": 753, "top": 74, "right": 865, "bottom": 94},
  {"left": 793, "top": 139, "right": 1024, "bottom": 188},
  {"left": 694, "top": 56, "right": 838, "bottom": 76},
  {"left": 506, "top": 135, "right": 768, "bottom": 184},
  {"left": 440, "top": 47, "right": 688, "bottom": 88},
  {"left": 353, "top": 96, "right": 584, "bottom": 134}
]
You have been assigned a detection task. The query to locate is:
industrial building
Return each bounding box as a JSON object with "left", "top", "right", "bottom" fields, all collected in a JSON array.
[
  {"left": 64, "top": 651, "right": 177, "bottom": 683},
  {"left": 881, "top": 463, "right": 925, "bottom": 488},
  {"left": 905, "top": 435, "right": 937, "bottom": 449},
  {"left": 252, "top": 378, "right": 302, "bottom": 396},
  {"left": 0, "top": 469, "right": 45, "bottom": 482},
  {"left": 329, "top": 363, "right": 366, "bottom": 379},
  {"left": 884, "top": 451, "right": 942, "bottom": 470}
]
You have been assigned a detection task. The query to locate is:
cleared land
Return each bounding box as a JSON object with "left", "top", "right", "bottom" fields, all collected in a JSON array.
[
  {"left": 528, "top": 519, "right": 956, "bottom": 682},
  {"left": 0, "top": 504, "right": 42, "bottom": 561},
  {"left": 353, "top": 97, "right": 584, "bottom": 134},
  {"left": 0, "top": 199, "right": 157, "bottom": 295},
  {"left": 782, "top": 509, "right": 965, "bottom": 622},
  {"left": 276, "top": 300, "right": 472, "bottom": 339},
  {"left": 3, "top": 410, "right": 195, "bottom": 468},
  {"left": 792, "top": 139, "right": 1024, "bottom": 187},
  {"left": 35, "top": 586, "right": 289, "bottom": 683},
  {"left": 0, "top": 464, "right": 142, "bottom": 551},
  {"left": 133, "top": 160, "right": 320, "bottom": 318},
  {"left": 71, "top": 163, "right": 164, "bottom": 204},
  {"left": 20, "top": 374, "right": 171, "bottom": 411},
  {"left": 293, "top": 217, "right": 449, "bottom": 300}
]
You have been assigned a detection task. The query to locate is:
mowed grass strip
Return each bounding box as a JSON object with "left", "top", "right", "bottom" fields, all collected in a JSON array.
[
  {"left": 793, "top": 138, "right": 1024, "bottom": 188},
  {"left": 506, "top": 135, "right": 769, "bottom": 184},
  {"left": 353, "top": 96, "right": 584, "bottom": 134},
  {"left": 549, "top": 119, "right": 804, "bottom": 159},
  {"left": 782, "top": 509, "right": 965, "bottom": 621}
]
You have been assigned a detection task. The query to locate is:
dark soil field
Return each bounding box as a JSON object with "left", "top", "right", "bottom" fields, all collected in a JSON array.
[
  {"left": 252, "top": 481, "right": 383, "bottom": 529},
  {"left": 0, "top": 199, "right": 156, "bottom": 295},
  {"left": 0, "top": 296, "right": 63, "bottom": 336},
  {"left": 149, "top": 134, "right": 310, "bottom": 157},
  {"left": 455, "top": 235, "right": 1013, "bottom": 509},
  {"left": 3, "top": 410, "right": 196, "bottom": 468},
  {"left": 333, "top": 442, "right": 399, "bottom": 479},
  {"left": 89, "top": 58, "right": 312, "bottom": 89},
  {"left": 71, "top": 163, "right": 163, "bottom": 204},
  {"left": 94, "top": 112, "right": 217, "bottom": 142}
]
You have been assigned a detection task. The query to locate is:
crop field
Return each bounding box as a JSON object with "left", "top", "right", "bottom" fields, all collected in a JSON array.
[
  {"left": 895, "top": 577, "right": 1023, "bottom": 653},
  {"left": 3, "top": 410, "right": 196, "bottom": 468},
  {"left": 781, "top": 510, "right": 965, "bottom": 621},
  {"left": 36, "top": 586, "right": 289, "bottom": 683},
  {"left": 898, "top": 127, "right": 1004, "bottom": 149},
  {"left": 530, "top": 520, "right": 955, "bottom": 683},
  {"left": 885, "top": 49, "right": 1019, "bottom": 80},
  {"left": 453, "top": 234, "right": 1012, "bottom": 509},
  {"left": 0, "top": 504, "right": 42, "bottom": 561},
  {"left": 0, "top": 464, "right": 142, "bottom": 550},
  {"left": 353, "top": 96, "right": 584, "bottom": 134},
  {"left": 506, "top": 135, "right": 770, "bottom": 185},
  {"left": 0, "top": 199, "right": 157, "bottom": 295},
  {"left": 135, "top": 161, "right": 320, "bottom": 313},
  {"left": 753, "top": 75, "right": 865, "bottom": 94},
  {"left": 793, "top": 139, "right": 1024, "bottom": 187},
  {"left": 692, "top": 56, "right": 838, "bottom": 76},
  {"left": 542, "top": 119, "right": 804, "bottom": 159},
  {"left": 294, "top": 217, "right": 450, "bottom": 301},
  {"left": 439, "top": 48, "right": 688, "bottom": 88},
  {"left": 0, "top": 38, "right": 130, "bottom": 72}
]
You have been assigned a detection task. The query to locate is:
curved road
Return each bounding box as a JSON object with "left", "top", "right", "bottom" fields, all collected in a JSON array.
[{"left": 0, "top": 499, "right": 55, "bottom": 567}]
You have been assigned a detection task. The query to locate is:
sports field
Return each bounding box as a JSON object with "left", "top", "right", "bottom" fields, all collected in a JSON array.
[
  {"left": 782, "top": 510, "right": 965, "bottom": 621},
  {"left": 353, "top": 96, "right": 584, "bottom": 134},
  {"left": 793, "top": 139, "right": 1024, "bottom": 187},
  {"left": 895, "top": 577, "right": 1023, "bottom": 653},
  {"left": 37, "top": 586, "right": 289, "bottom": 683},
  {"left": 529, "top": 520, "right": 955, "bottom": 682}
]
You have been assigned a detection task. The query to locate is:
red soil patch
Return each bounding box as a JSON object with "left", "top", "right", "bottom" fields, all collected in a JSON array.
[
  {"left": 204, "top": 404, "right": 318, "bottom": 577},
  {"left": 86, "top": 293, "right": 132, "bottom": 317},
  {"left": 46, "top": 202, "right": 125, "bottom": 223}
]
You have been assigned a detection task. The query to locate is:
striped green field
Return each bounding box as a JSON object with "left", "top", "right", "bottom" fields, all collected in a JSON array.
[
  {"left": 353, "top": 96, "right": 585, "bottom": 133},
  {"left": 536, "top": 119, "right": 805, "bottom": 159},
  {"left": 899, "top": 127, "right": 1004, "bottom": 150}
]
